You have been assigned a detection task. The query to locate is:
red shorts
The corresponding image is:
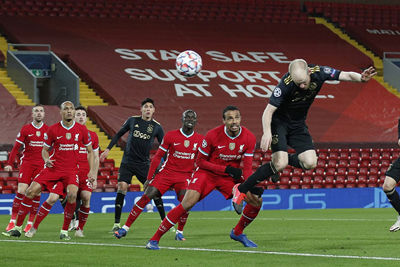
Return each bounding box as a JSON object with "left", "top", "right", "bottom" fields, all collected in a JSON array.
[
  {"left": 34, "top": 168, "right": 78, "bottom": 196},
  {"left": 149, "top": 169, "right": 191, "bottom": 195},
  {"left": 18, "top": 162, "right": 44, "bottom": 185},
  {"left": 188, "top": 169, "right": 236, "bottom": 201},
  {"left": 78, "top": 169, "right": 93, "bottom": 192}
]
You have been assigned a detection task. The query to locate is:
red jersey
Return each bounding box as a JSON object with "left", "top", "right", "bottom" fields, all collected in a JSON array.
[
  {"left": 148, "top": 129, "right": 204, "bottom": 179},
  {"left": 44, "top": 121, "right": 91, "bottom": 173},
  {"left": 7, "top": 122, "right": 49, "bottom": 166},
  {"left": 197, "top": 125, "right": 256, "bottom": 179},
  {"left": 77, "top": 130, "right": 99, "bottom": 171}
]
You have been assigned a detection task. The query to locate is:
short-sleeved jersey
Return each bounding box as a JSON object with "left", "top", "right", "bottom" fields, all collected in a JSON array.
[
  {"left": 44, "top": 121, "right": 91, "bottom": 173},
  {"left": 114, "top": 116, "right": 164, "bottom": 164},
  {"left": 77, "top": 130, "right": 99, "bottom": 171},
  {"left": 198, "top": 125, "right": 256, "bottom": 174},
  {"left": 269, "top": 65, "right": 341, "bottom": 122},
  {"left": 14, "top": 122, "right": 49, "bottom": 165},
  {"left": 158, "top": 129, "right": 204, "bottom": 175}
]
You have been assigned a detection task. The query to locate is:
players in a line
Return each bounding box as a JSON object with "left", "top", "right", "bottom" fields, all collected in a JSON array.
[
  {"left": 146, "top": 106, "right": 263, "bottom": 250},
  {"left": 100, "top": 98, "right": 165, "bottom": 232},
  {"left": 383, "top": 117, "right": 400, "bottom": 232},
  {"left": 3, "top": 104, "right": 48, "bottom": 233},
  {"left": 232, "top": 59, "right": 377, "bottom": 212},
  {"left": 114, "top": 110, "right": 203, "bottom": 241},
  {"left": 4, "top": 101, "right": 96, "bottom": 240}
]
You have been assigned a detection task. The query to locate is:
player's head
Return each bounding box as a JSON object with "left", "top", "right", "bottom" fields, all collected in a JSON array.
[
  {"left": 222, "top": 106, "right": 241, "bottom": 136},
  {"left": 182, "top": 109, "right": 197, "bottom": 131},
  {"left": 289, "top": 59, "right": 311, "bottom": 89},
  {"left": 75, "top": 106, "right": 87, "bottom": 125},
  {"left": 32, "top": 104, "right": 45, "bottom": 123},
  {"left": 60, "top": 101, "right": 75, "bottom": 122},
  {"left": 141, "top": 98, "right": 155, "bottom": 120}
]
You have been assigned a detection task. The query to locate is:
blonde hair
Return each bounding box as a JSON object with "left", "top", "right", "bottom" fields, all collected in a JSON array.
[{"left": 289, "top": 59, "right": 308, "bottom": 83}]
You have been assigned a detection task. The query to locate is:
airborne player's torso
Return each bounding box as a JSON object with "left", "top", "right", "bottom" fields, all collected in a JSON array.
[
  {"left": 18, "top": 122, "right": 49, "bottom": 165},
  {"left": 159, "top": 129, "right": 203, "bottom": 174},
  {"left": 202, "top": 125, "right": 253, "bottom": 170}
]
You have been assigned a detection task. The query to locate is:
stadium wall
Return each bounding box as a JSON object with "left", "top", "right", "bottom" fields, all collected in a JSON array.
[{"left": 0, "top": 188, "right": 392, "bottom": 215}]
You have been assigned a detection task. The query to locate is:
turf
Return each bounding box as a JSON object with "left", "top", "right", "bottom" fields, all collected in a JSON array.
[{"left": 1, "top": 208, "right": 400, "bottom": 266}]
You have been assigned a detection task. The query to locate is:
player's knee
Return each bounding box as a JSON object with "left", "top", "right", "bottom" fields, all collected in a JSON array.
[
  {"left": 383, "top": 176, "right": 396, "bottom": 192},
  {"left": 301, "top": 159, "right": 317, "bottom": 170},
  {"left": 272, "top": 158, "right": 288, "bottom": 171},
  {"left": 67, "top": 192, "right": 78, "bottom": 203}
]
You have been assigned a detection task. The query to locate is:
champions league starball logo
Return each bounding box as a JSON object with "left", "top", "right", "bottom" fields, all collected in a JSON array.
[{"left": 273, "top": 87, "right": 282, "bottom": 97}]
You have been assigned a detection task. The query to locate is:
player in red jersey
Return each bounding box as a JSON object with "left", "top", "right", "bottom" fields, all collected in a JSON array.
[
  {"left": 3, "top": 101, "right": 96, "bottom": 240},
  {"left": 146, "top": 106, "right": 263, "bottom": 250},
  {"left": 114, "top": 110, "right": 203, "bottom": 241},
  {"left": 3, "top": 104, "right": 48, "bottom": 233},
  {"left": 73, "top": 106, "right": 99, "bottom": 237}
]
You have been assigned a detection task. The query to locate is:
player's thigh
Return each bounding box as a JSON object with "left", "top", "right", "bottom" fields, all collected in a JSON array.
[
  {"left": 17, "top": 182, "right": 29, "bottom": 194},
  {"left": 271, "top": 151, "right": 289, "bottom": 171},
  {"left": 180, "top": 189, "right": 201, "bottom": 210},
  {"left": 148, "top": 172, "right": 175, "bottom": 196},
  {"left": 118, "top": 163, "right": 134, "bottom": 185},
  {"left": 18, "top": 163, "right": 35, "bottom": 185},
  {"left": 270, "top": 120, "right": 289, "bottom": 153},
  {"left": 298, "top": 149, "right": 317, "bottom": 169},
  {"left": 287, "top": 124, "right": 315, "bottom": 154},
  {"left": 384, "top": 158, "right": 400, "bottom": 190},
  {"left": 216, "top": 177, "right": 236, "bottom": 199},
  {"left": 187, "top": 171, "right": 216, "bottom": 203}
]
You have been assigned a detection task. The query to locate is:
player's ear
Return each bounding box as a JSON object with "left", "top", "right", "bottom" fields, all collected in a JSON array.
[{"left": 307, "top": 68, "right": 312, "bottom": 75}]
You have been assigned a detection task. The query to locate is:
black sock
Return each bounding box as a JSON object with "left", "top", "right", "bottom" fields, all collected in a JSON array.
[
  {"left": 154, "top": 197, "right": 165, "bottom": 220},
  {"left": 238, "top": 162, "right": 275, "bottom": 193},
  {"left": 115, "top": 192, "right": 126, "bottom": 224},
  {"left": 288, "top": 153, "right": 303, "bottom": 169},
  {"left": 385, "top": 188, "right": 400, "bottom": 215}
]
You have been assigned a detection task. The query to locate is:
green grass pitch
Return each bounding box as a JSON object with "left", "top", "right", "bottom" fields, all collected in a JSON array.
[{"left": 1, "top": 208, "right": 400, "bottom": 266}]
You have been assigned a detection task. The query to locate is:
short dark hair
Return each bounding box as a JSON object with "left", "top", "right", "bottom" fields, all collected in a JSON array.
[
  {"left": 222, "top": 106, "right": 240, "bottom": 119},
  {"left": 182, "top": 109, "right": 197, "bottom": 119},
  {"left": 76, "top": 106, "right": 87, "bottom": 113},
  {"left": 141, "top": 98, "right": 155, "bottom": 107}
]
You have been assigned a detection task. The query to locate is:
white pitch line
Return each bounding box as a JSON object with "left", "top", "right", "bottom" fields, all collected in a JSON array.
[
  {"left": 143, "top": 217, "right": 395, "bottom": 222},
  {"left": 0, "top": 239, "right": 399, "bottom": 261}
]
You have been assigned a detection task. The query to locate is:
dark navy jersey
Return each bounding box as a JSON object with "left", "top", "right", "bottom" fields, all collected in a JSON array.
[
  {"left": 269, "top": 65, "right": 341, "bottom": 122},
  {"left": 107, "top": 116, "right": 164, "bottom": 164}
]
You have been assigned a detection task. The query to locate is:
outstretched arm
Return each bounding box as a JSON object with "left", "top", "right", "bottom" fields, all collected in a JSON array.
[{"left": 338, "top": 66, "right": 377, "bottom": 82}]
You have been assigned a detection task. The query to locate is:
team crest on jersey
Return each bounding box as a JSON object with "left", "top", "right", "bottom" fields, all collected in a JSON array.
[
  {"left": 193, "top": 143, "right": 198, "bottom": 151},
  {"left": 272, "top": 135, "right": 279, "bottom": 145},
  {"left": 66, "top": 133, "right": 71, "bottom": 140},
  {"left": 202, "top": 139, "right": 207, "bottom": 148},
  {"left": 147, "top": 124, "right": 154, "bottom": 133},
  {"left": 36, "top": 131, "right": 41, "bottom": 137},
  {"left": 74, "top": 133, "right": 79, "bottom": 141},
  {"left": 273, "top": 87, "right": 282, "bottom": 97},
  {"left": 184, "top": 140, "right": 190, "bottom": 148},
  {"left": 229, "top": 143, "right": 235, "bottom": 150}
]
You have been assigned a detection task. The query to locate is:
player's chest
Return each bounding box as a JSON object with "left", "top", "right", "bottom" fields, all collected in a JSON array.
[
  {"left": 289, "top": 82, "right": 322, "bottom": 103},
  {"left": 131, "top": 122, "right": 154, "bottom": 140},
  {"left": 26, "top": 129, "right": 45, "bottom": 142},
  {"left": 171, "top": 137, "right": 200, "bottom": 153},
  {"left": 212, "top": 138, "right": 247, "bottom": 156}
]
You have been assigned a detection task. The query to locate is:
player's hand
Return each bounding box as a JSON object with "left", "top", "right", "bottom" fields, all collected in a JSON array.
[
  {"left": 4, "top": 165, "right": 12, "bottom": 172},
  {"left": 260, "top": 131, "right": 272, "bottom": 152},
  {"left": 398, "top": 139, "right": 400, "bottom": 147},
  {"left": 91, "top": 179, "right": 97, "bottom": 189},
  {"left": 360, "top": 66, "right": 377, "bottom": 82},
  {"left": 45, "top": 159, "right": 55, "bottom": 168},
  {"left": 99, "top": 149, "right": 109, "bottom": 162},
  {"left": 225, "top": 166, "right": 242, "bottom": 180}
]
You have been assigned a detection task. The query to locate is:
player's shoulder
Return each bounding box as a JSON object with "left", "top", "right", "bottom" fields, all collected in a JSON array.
[
  {"left": 151, "top": 118, "right": 161, "bottom": 126},
  {"left": 89, "top": 130, "right": 99, "bottom": 138}
]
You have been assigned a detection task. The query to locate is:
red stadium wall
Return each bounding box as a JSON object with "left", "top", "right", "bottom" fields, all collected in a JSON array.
[{"left": 0, "top": 16, "right": 398, "bottom": 145}]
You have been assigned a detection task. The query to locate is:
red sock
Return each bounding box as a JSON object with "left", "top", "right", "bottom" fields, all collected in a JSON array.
[
  {"left": 125, "top": 194, "right": 150, "bottom": 228},
  {"left": 177, "top": 212, "right": 189, "bottom": 231},
  {"left": 150, "top": 204, "right": 186, "bottom": 242},
  {"left": 11, "top": 193, "right": 24, "bottom": 220},
  {"left": 62, "top": 202, "right": 76, "bottom": 231},
  {"left": 78, "top": 206, "right": 90, "bottom": 230},
  {"left": 33, "top": 201, "right": 53, "bottom": 229},
  {"left": 28, "top": 195, "right": 41, "bottom": 222},
  {"left": 16, "top": 197, "right": 33, "bottom": 227},
  {"left": 233, "top": 203, "right": 260, "bottom": 235}
]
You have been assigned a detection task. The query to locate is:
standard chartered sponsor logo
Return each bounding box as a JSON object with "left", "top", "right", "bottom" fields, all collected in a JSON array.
[
  {"left": 59, "top": 144, "right": 74, "bottom": 151},
  {"left": 173, "top": 151, "right": 194, "bottom": 159}
]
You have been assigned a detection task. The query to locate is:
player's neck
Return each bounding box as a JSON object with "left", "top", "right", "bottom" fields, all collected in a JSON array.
[
  {"left": 182, "top": 128, "right": 193, "bottom": 136},
  {"left": 62, "top": 119, "right": 74, "bottom": 127},
  {"left": 32, "top": 120, "right": 42, "bottom": 127},
  {"left": 141, "top": 115, "right": 152, "bottom": 121}
]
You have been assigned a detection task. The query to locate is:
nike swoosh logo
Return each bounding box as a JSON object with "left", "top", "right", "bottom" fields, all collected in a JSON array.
[
  {"left": 217, "top": 146, "right": 225, "bottom": 149},
  {"left": 28, "top": 134, "right": 33, "bottom": 137},
  {"left": 57, "top": 136, "right": 63, "bottom": 139},
  {"left": 174, "top": 143, "right": 180, "bottom": 146}
]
